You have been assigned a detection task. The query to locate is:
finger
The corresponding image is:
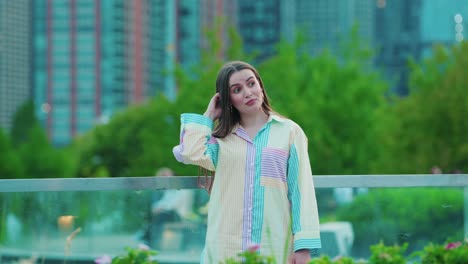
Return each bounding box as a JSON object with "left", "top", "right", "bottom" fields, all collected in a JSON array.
[
  {"left": 208, "top": 95, "right": 216, "bottom": 108},
  {"left": 211, "top": 94, "right": 219, "bottom": 104}
]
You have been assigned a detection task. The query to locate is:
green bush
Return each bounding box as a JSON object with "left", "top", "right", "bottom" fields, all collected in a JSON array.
[
  {"left": 310, "top": 255, "right": 358, "bottom": 264},
  {"left": 336, "top": 188, "right": 463, "bottom": 256},
  {"left": 419, "top": 240, "right": 468, "bottom": 264},
  {"left": 223, "top": 247, "right": 276, "bottom": 264},
  {"left": 108, "top": 240, "right": 468, "bottom": 264},
  {"left": 110, "top": 246, "right": 158, "bottom": 264},
  {"left": 368, "top": 242, "right": 407, "bottom": 264}
]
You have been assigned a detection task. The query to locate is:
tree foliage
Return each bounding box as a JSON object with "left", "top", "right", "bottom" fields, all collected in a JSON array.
[
  {"left": 10, "top": 101, "right": 37, "bottom": 145},
  {"left": 17, "top": 124, "right": 70, "bottom": 178},
  {"left": 375, "top": 42, "right": 468, "bottom": 173},
  {"left": 72, "top": 27, "right": 467, "bottom": 177},
  {"left": 0, "top": 128, "right": 24, "bottom": 179},
  {"left": 80, "top": 96, "right": 181, "bottom": 177},
  {"left": 258, "top": 31, "right": 388, "bottom": 175},
  {"left": 336, "top": 188, "right": 463, "bottom": 257},
  {"left": 2, "top": 101, "right": 71, "bottom": 178}
]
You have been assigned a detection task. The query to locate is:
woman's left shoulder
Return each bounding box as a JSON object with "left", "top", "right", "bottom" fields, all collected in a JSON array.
[
  {"left": 272, "top": 115, "right": 303, "bottom": 131},
  {"left": 270, "top": 115, "right": 307, "bottom": 140}
]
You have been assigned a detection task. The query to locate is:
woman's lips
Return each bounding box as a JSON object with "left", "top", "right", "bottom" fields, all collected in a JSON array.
[{"left": 246, "top": 99, "right": 256, "bottom": 106}]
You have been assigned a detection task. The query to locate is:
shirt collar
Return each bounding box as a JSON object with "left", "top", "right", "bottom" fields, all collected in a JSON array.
[
  {"left": 232, "top": 113, "right": 285, "bottom": 134},
  {"left": 268, "top": 113, "right": 286, "bottom": 123}
]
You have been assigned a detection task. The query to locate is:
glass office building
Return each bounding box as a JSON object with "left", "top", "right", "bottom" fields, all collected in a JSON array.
[
  {"left": 31, "top": 0, "right": 227, "bottom": 146},
  {"left": 34, "top": 0, "right": 116, "bottom": 145},
  {"left": 237, "top": 0, "right": 282, "bottom": 61},
  {"left": 420, "top": 0, "right": 468, "bottom": 57},
  {"left": 236, "top": 0, "right": 375, "bottom": 61},
  {"left": 295, "top": 0, "right": 375, "bottom": 56},
  {"left": 375, "top": 0, "right": 468, "bottom": 95},
  {"left": 32, "top": 0, "right": 184, "bottom": 146},
  {"left": 0, "top": 0, "right": 32, "bottom": 133}
]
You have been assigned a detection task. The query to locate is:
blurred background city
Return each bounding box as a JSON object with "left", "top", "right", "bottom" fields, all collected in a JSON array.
[{"left": 0, "top": 0, "right": 467, "bottom": 263}]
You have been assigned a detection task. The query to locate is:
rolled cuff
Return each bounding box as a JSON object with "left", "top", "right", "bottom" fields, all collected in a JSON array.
[
  {"left": 181, "top": 113, "right": 214, "bottom": 128},
  {"left": 293, "top": 238, "right": 322, "bottom": 252}
]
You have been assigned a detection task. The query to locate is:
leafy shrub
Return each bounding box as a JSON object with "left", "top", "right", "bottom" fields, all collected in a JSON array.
[
  {"left": 223, "top": 244, "right": 276, "bottom": 264},
  {"left": 105, "top": 245, "right": 158, "bottom": 264},
  {"left": 310, "top": 255, "right": 359, "bottom": 264},
  {"left": 336, "top": 188, "right": 463, "bottom": 256},
  {"left": 419, "top": 240, "right": 468, "bottom": 264},
  {"left": 105, "top": 239, "right": 468, "bottom": 264},
  {"left": 368, "top": 242, "right": 407, "bottom": 264}
]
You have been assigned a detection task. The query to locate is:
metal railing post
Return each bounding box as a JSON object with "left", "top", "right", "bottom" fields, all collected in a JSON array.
[{"left": 465, "top": 187, "right": 468, "bottom": 239}]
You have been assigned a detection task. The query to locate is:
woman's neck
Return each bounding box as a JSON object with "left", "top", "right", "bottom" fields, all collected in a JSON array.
[{"left": 240, "top": 111, "right": 269, "bottom": 130}]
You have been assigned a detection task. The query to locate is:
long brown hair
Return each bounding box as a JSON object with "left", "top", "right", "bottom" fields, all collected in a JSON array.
[
  {"left": 212, "top": 61, "right": 273, "bottom": 138},
  {"left": 200, "top": 61, "right": 274, "bottom": 193}
]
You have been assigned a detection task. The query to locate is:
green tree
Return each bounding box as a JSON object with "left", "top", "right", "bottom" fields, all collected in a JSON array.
[
  {"left": 72, "top": 129, "right": 110, "bottom": 178},
  {"left": 375, "top": 42, "right": 468, "bottom": 173},
  {"left": 17, "top": 124, "right": 69, "bottom": 178},
  {"left": 4, "top": 101, "right": 73, "bottom": 178},
  {"left": 10, "top": 101, "right": 37, "bottom": 145},
  {"left": 336, "top": 188, "right": 463, "bottom": 257},
  {"left": 82, "top": 96, "right": 181, "bottom": 177},
  {"left": 0, "top": 128, "right": 24, "bottom": 178},
  {"left": 75, "top": 25, "right": 392, "bottom": 177},
  {"left": 258, "top": 33, "right": 388, "bottom": 175}
]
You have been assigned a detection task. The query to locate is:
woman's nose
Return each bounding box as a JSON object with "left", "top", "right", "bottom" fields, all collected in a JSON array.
[{"left": 244, "top": 87, "right": 252, "bottom": 97}]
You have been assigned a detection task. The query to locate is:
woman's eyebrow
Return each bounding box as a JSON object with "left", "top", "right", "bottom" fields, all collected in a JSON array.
[{"left": 230, "top": 76, "right": 254, "bottom": 88}]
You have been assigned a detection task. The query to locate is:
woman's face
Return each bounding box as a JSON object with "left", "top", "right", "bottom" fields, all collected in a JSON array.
[{"left": 228, "top": 69, "right": 264, "bottom": 116}]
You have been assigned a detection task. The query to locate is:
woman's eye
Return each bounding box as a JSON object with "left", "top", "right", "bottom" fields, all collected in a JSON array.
[
  {"left": 233, "top": 87, "right": 241, "bottom": 94},
  {"left": 248, "top": 81, "right": 255, "bottom": 87}
]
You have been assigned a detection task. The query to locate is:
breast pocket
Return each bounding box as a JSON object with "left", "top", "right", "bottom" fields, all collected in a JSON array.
[{"left": 260, "top": 147, "right": 289, "bottom": 189}]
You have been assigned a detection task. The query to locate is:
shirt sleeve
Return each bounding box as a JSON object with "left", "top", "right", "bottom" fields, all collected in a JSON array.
[
  {"left": 172, "top": 113, "right": 219, "bottom": 171},
  {"left": 287, "top": 125, "right": 322, "bottom": 252}
]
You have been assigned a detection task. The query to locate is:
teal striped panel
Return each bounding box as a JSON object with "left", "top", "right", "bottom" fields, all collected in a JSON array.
[
  {"left": 181, "top": 113, "right": 213, "bottom": 128},
  {"left": 287, "top": 143, "right": 301, "bottom": 233}
]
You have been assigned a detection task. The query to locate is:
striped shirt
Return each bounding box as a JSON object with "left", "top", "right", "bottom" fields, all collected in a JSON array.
[{"left": 173, "top": 113, "right": 321, "bottom": 263}]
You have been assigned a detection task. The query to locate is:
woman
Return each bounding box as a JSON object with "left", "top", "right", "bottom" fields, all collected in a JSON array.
[{"left": 173, "top": 61, "right": 321, "bottom": 263}]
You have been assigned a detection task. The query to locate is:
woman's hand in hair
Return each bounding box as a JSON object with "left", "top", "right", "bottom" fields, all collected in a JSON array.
[{"left": 204, "top": 93, "right": 222, "bottom": 121}]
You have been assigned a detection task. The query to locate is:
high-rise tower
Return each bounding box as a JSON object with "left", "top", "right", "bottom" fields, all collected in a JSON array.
[
  {"left": 0, "top": 0, "right": 33, "bottom": 133},
  {"left": 33, "top": 0, "right": 181, "bottom": 145}
]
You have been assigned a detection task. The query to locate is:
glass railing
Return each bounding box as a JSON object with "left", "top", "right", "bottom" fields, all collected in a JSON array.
[{"left": 0, "top": 174, "right": 466, "bottom": 264}]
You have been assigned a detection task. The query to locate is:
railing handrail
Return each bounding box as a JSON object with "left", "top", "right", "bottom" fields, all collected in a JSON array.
[{"left": 0, "top": 174, "right": 466, "bottom": 193}]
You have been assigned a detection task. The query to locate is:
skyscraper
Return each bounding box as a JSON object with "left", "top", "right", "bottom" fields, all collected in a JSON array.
[
  {"left": 420, "top": 0, "right": 468, "bottom": 57},
  {"left": 34, "top": 0, "right": 107, "bottom": 145},
  {"left": 374, "top": 0, "right": 423, "bottom": 95},
  {"left": 178, "top": 0, "right": 201, "bottom": 70},
  {"left": 31, "top": 0, "right": 229, "bottom": 146},
  {"left": 235, "top": 0, "right": 375, "bottom": 61},
  {"left": 146, "top": 0, "right": 177, "bottom": 100},
  {"left": 237, "top": 0, "right": 282, "bottom": 61},
  {"left": 374, "top": 0, "right": 468, "bottom": 95},
  {"left": 295, "top": 0, "right": 375, "bottom": 56},
  {"left": 0, "top": 0, "right": 32, "bottom": 133},
  {"left": 199, "top": 0, "right": 238, "bottom": 59},
  {"left": 33, "top": 0, "right": 183, "bottom": 145}
]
